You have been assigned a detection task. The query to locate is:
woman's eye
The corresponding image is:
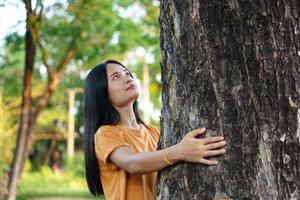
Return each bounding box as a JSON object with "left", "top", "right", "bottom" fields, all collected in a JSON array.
[
  {"left": 126, "top": 72, "right": 130, "bottom": 76},
  {"left": 112, "top": 75, "right": 119, "bottom": 80}
]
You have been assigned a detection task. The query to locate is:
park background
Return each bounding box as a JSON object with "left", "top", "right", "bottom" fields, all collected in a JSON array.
[
  {"left": 0, "top": 0, "right": 161, "bottom": 199},
  {"left": 1, "top": 0, "right": 299, "bottom": 199}
]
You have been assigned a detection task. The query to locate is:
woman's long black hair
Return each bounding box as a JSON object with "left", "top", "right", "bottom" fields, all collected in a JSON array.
[{"left": 84, "top": 60, "right": 144, "bottom": 196}]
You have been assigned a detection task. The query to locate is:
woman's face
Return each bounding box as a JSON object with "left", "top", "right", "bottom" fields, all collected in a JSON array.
[{"left": 106, "top": 63, "right": 139, "bottom": 107}]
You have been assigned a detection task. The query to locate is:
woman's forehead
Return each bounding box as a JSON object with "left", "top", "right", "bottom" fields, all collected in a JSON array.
[{"left": 106, "top": 63, "right": 128, "bottom": 75}]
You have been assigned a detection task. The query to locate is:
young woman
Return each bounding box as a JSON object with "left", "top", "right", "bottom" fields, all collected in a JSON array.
[{"left": 84, "top": 60, "right": 226, "bottom": 200}]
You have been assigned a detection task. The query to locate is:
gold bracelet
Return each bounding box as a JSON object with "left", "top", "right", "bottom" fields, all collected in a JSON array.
[{"left": 164, "top": 149, "right": 173, "bottom": 165}]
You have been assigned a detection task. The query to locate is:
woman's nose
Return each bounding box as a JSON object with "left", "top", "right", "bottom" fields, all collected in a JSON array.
[{"left": 124, "top": 75, "right": 132, "bottom": 83}]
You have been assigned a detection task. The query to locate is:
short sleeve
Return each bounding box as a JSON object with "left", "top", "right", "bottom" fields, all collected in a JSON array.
[{"left": 94, "top": 125, "right": 130, "bottom": 166}]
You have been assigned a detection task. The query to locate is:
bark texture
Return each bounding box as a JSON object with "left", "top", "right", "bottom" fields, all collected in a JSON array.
[{"left": 157, "top": 0, "right": 300, "bottom": 199}]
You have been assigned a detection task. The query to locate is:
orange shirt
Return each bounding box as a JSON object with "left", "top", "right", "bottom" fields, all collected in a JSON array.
[{"left": 94, "top": 124, "right": 160, "bottom": 200}]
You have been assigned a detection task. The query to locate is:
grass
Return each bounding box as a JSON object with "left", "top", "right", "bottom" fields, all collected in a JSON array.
[{"left": 16, "top": 154, "right": 105, "bottom": 200}]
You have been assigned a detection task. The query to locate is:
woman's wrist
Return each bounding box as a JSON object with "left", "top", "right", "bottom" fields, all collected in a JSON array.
[
  {"left": 165, "top": 144, "right": 182, "bottom": 164},
  {"left": 163, "top": 149, "right": 174, "bottom": 165}
]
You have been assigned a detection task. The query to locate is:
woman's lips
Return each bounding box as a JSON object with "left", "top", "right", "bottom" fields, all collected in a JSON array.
[{"left": 126, "top": 84, "right": 136, "bottom": 91}]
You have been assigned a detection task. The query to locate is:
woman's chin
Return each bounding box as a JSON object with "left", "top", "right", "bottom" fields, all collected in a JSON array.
[
  {"left": 128, "top": 90, "right": 139, "bottom": 100},
  {"left": 116, "top": 93, "right": 139, "bottom": 107}
]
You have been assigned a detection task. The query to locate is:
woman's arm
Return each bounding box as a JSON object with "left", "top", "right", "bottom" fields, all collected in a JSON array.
[{"left": 109, "top": 127, "right": 226, "bottom": 174}]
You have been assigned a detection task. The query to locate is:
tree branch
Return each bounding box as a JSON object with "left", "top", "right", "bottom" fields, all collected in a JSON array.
[
  {"left": 24, "top": 0, "right": 54, "bottom": 79},
  {"left": 57, "top": 45, "right": 77, "bottom": 75},
  {"left": 30, "top": 18, "right": 54, "bottom": 79},
  {"left": 34, "top": 46, "right": 76, "bottom": 116}
]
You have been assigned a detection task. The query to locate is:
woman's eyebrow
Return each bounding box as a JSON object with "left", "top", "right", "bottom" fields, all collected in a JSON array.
[
  {"left": 109, "top": 71, "right": 119, "bottom": 78},
  {"left": 109, "top": 69, "right": 128, "bottom": 78}
]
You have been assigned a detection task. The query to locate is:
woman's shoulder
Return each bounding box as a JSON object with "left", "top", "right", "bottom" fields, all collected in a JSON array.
[
  {"left": 95, "top": 124, "right": 123, "bottom": 137},
  {"left": 98, "top": 124, "right": 119, "bottom": 130}
]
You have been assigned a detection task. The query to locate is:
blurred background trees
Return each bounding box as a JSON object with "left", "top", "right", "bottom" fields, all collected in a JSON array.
[{"left": 0, "top": 0, "right": 161, "bottom": 199}]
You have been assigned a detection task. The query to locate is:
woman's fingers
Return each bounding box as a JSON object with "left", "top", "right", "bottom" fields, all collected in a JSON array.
[
  {"left": 203, "top": 140, "right": 226, "bottom": 150},
  {"left": 199, "top": 158, "right": 218, "bottom": 165},
  {"left": 201, "top": 136, "right": 224, "bottom": 145},
  {"left": 203, "top": 149, "right": 226, "bottom": 157},
  {"left": 199, "top": 149, "right": 226, "bottom": 164},
  {"left": 188, "top": 127, "right": 206, "bottom": 138},
  {"left": 179, "top": 128, "right": 227, "bottom": 165}
]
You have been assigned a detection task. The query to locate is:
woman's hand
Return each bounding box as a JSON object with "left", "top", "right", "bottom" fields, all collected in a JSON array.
[{"left": 169, "top": 127, "right": 226, "bottom": 165}]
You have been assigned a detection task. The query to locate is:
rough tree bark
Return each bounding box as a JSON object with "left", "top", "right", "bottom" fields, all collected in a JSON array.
[{"left": 157, "top": 0, "right": 299, "bottom": 199}]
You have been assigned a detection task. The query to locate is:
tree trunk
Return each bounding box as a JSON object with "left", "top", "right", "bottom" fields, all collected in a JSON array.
[
  {"left": 6, "top": 25, "right": 37, "bottom": 200},
  {"left": 157, "top": 0, "right": 299, "bottom": 199}
]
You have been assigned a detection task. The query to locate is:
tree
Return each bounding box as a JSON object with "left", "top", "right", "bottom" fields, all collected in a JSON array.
[{"left": 157, "top": 0, "right": 299, "bottom": 199}]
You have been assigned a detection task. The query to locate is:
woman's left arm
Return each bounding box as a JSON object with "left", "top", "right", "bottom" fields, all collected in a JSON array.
[{"left": 109, "top": 127, "right": 226, "bottom": 174}]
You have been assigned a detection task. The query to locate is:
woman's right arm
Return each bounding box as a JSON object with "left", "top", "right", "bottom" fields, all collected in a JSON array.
[{"left": 109, "top": 127, "right": 226, "bottom": 174}]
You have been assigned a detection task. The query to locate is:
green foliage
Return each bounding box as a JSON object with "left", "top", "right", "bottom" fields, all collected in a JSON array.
[
  {"left": 18, "top": 153, "right": 102, "bottom": 199},
  {"left": 37, "top": 109, "right": 68, "bottom": 129},
  {"left": 0, "top": 33, "right": 24, "bottom": 97},
  {"left": 0, "top": 150, "right": 10, "bottom": 177},
  {"left": 64, "top": 152, "right": 85, "bottom": 177},
  {"left": 0, "top": 87, "right": 17, "bottom": 176},
  {"left": 0, "top": 0, "right": 161, "bottom": 177}
]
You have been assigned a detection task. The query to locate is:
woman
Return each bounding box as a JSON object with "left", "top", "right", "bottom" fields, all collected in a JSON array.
[{"left": 84, "top": 60, "right": 226, "bottom": 200}]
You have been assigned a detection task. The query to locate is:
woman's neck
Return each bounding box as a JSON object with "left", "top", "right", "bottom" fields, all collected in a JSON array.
[{"left": 115, "top": 104, "right": 140, "bottom": 129}]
